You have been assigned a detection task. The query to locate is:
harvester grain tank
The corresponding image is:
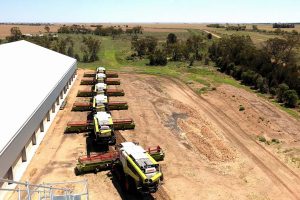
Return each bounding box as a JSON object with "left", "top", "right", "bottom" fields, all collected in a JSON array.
[{"left": 74, "top": 142, "right": 164, "bottom": 194}]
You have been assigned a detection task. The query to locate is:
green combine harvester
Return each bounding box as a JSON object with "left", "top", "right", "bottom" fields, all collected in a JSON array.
[
  {"left": 83, "top": 67, "right": 118, "bottom": 78},
  {"left": 77, "top": 82, "right": 125, "bottom": 97},
  {"left": 75, "top": 142, "right": 165, "bottom": 194}
]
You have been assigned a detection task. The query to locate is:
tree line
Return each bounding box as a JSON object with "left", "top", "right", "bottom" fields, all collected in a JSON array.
[
  {"left": 58, "top": 24, "right": 143, "bottom": 37},
  {"left": 273, "top": 23, "right": 295, "bottom": 28},
  {"left": 6, "top": 27, "right": 101, "bottom": 63},
  {"left": 209, "top": 34, "right": 300, "bottom": 107},
  {"left": 130, "top": 33, "right": 210, "bottom": 66}
]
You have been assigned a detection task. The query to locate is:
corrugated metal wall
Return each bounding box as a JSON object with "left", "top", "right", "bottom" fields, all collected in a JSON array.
[{"left": 0, "top": 61, "right": 77, "bottom": 178}]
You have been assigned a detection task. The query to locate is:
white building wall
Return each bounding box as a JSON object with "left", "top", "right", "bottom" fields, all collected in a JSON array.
[{"left": 0, "top": 72, "right": 77, "bottom": 198}]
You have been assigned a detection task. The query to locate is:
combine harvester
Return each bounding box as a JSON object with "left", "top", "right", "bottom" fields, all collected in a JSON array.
[
  {"left": 77, "top": 82, "right": 125, "bottom": 97},
  {"left": 65, "top": 112, "right": 135, "bottom": 133},
  {"left": 84, "top": 66, "right": 118, "bottom": 78},
  {"left": 75, "top": 142, "right": 164, "bottom": 194},
  {"left": 72, "top": 94, "right": 128, "bottom": 111},
  {"left": 81, "top": 69, "right": 120, "bottom": 85}
]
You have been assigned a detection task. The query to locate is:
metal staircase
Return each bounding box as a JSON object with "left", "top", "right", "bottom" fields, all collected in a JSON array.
[{"left": 0, "top": 179, "right": 89, "bottom": 200}]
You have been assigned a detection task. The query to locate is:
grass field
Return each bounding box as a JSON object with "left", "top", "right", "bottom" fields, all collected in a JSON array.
[
  {"left": 67, "top": 30, "right": 299, "bottom": 119},
  {"left": 1, "top": 22, "right": 298, "bottom": 118}
]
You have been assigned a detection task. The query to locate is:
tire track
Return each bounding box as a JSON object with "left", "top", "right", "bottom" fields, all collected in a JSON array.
[{"left": 168, "top": 78, "right": 300, "bottom": 199}]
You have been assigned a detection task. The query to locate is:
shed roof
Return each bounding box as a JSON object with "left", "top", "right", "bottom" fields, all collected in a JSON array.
[{"left": 0, "top": 40, "right": 76, "bottom": 154}]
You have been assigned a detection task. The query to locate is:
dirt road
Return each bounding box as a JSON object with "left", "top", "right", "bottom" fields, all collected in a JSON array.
[
  {"left": 9, "top": 70, "right": 300, "bottom": 200},
  {"left": 114, "top": 73, "right": 300, "bottom": 199},
  {"left": 203, "top": 30, "right": 221, "bottom": 38}
]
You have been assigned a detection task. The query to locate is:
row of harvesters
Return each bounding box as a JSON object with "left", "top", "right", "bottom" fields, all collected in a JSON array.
[{"left": 66, "top": 67, "right": 165, "bottom": 194}]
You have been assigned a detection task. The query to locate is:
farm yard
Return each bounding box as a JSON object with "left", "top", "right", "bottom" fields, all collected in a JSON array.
[
  {"left": 5, "top": 67, "right": 300, "bottom": 199},
  {"left": 1, "top": 21, "right": 300, "bottom": 200}
]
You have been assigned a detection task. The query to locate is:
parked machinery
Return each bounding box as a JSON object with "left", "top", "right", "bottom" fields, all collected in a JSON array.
[
  {"left": 83, "top": 67, "right": 118, "bottom": 78},
  {"left": 72, "top": 94, "right": 128, "bottom": 111},
  {"left": 75, "top": 142, "right": 164, "bottom": 194}
]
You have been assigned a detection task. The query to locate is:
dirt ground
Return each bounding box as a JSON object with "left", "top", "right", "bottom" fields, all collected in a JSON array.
[
  {"left": 8, "top": 69, "right": 300, "bottom": 200},
  {"left": 0, "top": 25, "right": 60, "bottom": 38}
]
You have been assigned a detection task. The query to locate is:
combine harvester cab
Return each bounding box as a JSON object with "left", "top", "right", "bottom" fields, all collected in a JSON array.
[
  {"left": 96, "top": 73, "right": 106, "bottom": 83},
  {"left": 94, "top": 82, "right": 107, "bottom": 94},
  {"left": 93, "top": 111, "right": 116, "bottom": 145},
  {"left": 114, "top": 142, "right": 164, "bottom": 194},
  {"left": 92, "top": 94, "right": 109, "bottom": 112}
]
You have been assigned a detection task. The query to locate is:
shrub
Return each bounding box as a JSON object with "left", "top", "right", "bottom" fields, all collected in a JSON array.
[
  {"left": 74, "top": 54, "right": 80, "bottom": 61},
  {"left": 241, "top": 70, "right": 256, "bottom": 86},
  {"left": 271, "top": 138, "right": 280, "bottom": 144},
  {"left": 276, "top": 83, "right": 289, "bottom": 102},
  {"left": 282, "top": 90, "right": 299, "bottom": 108},
  {"left": 207, "top": 33, "right": 212, "bottom": 40},
  {"left": 204, "top": 57, "right": 210, "bottom": 65},
  {"left": 258, "top": 135, "right": 266, "bottom": 143},
  {"left": 269, "top": 87, "right": 277, "bottom": 96},
  {"left": 149, "top": 50, "right": 167, "bottom": 66}
]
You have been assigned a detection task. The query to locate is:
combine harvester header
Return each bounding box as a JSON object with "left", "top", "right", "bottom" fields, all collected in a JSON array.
[
  {"left": 83, "top": 66, "right": 118, "bottom": 78},
  {"left": 72, "top": 94, "right": 128, "bottom": 111}
]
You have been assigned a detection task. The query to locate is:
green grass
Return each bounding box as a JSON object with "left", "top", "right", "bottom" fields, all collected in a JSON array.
[{"left": 62, "top": 32, "right": 299, "bottom": 120}]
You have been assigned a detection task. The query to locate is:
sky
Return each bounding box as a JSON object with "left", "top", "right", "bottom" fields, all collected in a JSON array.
[{"left": 0, "top": 0, "right": 299, "bottom": 23}]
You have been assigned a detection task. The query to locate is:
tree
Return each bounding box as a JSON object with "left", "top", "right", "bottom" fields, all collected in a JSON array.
[
  {"left": 81, "top": 36, "right": 101, "bottom": 62},
  {"left": 167, "top": 33, "right": 177, "bottom": 44},
  {"left": 263, "top": 35, "right": 300, "bottom": 66},
  {"left": 149, "top": 50, "right": 167, "bottom": 66},
  {"left": 67, "top": 46, "right": 74, "bottom": 57},
  {"left": 282, "top": 90, "right": 298, "bottom": 107},
  {"left": 44, "top": 26, "right": 50, "bottom": 33},
  {"left": 241, "top": 70, "right": 256, "bottom": 86},
  {"left": 207, "top": 33, "right": 212, "bottom": 40},
  {"left": 276, "top": 83, "right": 289, "bottom": 102},
  {"left": 74, "top": 54, "right": 80, "bottom": 61},
  {"left": 131, "top": 36, "right": 157, "bottom": 57},
  {"left": 8, "top": 27, "right": 22, "bottom": 42},
  {"left": 186, "top": 35, "right": 204, "bottom": 60},
  {"left": 252, "top": 25, "right": 258, "bottom": 31},
  {"left": 131, "top": 38, "right": 147, "bottom": 57}
]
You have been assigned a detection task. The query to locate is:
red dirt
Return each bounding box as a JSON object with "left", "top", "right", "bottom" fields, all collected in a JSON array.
[{"left": 8, "top": 69, "right": 300, "bottom": 200}]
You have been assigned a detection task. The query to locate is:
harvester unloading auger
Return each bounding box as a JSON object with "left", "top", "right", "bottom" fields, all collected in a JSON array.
[{"left": 68, "top": 67, "right": 165, "bottom": 195}]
